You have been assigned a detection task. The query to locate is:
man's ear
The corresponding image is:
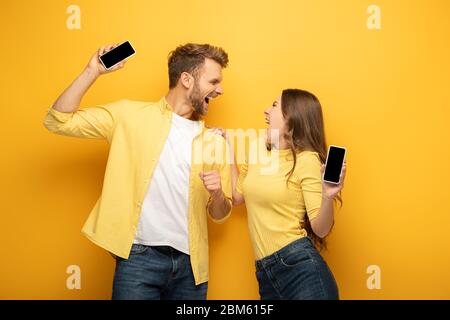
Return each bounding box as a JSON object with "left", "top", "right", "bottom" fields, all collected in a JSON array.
[{"left": 180, "top": 72, "right": 193, "bottom": 89}]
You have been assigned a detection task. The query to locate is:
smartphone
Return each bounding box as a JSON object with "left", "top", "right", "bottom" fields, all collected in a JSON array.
[
  {"left": 99, "top": 40, "right": 136, "bottom": 70},
  {"left": 323, "top": 145, "right": 346, "bottom": 184}
]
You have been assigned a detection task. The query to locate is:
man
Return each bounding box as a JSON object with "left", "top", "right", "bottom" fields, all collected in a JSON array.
[{"left": 44, "top": 43, "right": 232, "bottom": 299}]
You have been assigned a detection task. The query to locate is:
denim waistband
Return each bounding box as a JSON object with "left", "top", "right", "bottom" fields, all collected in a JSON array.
[{"left": 255, "top": 237, "right": 314, "bottom": 272}]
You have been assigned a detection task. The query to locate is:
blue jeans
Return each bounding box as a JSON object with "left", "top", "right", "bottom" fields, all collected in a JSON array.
[
  {"left": 255, "top": 237, "right": 339, "bottom": 300},
  {"left": 112, "top": 244, "right": 208, "bottom": 300}
]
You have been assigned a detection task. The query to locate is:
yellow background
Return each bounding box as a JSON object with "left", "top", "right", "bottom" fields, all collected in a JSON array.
[{"left": 1, "top": 0, "right": 449, "bottom": 299}]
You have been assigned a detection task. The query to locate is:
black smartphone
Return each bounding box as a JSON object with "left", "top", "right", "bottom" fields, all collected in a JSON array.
[
  {"left": 323, "top": 145, "right": 346, "bottom": 184},
  {"left": 99, "top": 40, "right": 136, "bottom": 70}
]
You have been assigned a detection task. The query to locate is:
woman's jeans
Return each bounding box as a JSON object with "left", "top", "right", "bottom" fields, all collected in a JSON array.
[
  {"left": 255, "top": 237, "right": 339, "bottom": 300},
  {"left": 112, "top": 244, "right": 207, "bottom": 300}
]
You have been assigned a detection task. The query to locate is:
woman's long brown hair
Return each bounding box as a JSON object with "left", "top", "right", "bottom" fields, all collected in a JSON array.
[{"left": 280, "top": 89, "right": 342, "bottom": 251}]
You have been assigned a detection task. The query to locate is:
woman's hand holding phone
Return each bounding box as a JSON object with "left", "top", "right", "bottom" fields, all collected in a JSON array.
[{"left": 321, "top": 161, "right": 347, "bottom": 200}]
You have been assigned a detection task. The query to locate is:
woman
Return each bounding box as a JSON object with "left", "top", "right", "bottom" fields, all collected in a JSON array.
[{"left": 226, "top": 89, "right": 346, "bottom": 300}]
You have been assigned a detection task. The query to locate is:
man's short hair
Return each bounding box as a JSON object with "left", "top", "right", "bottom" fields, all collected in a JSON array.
[{"left": 168, "top": 43, "right": 229, "bottom": 88}]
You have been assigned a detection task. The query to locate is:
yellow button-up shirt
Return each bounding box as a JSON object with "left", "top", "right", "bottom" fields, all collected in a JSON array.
[{"left": 43, "top": 97, "right": 232, "bottom": 285}]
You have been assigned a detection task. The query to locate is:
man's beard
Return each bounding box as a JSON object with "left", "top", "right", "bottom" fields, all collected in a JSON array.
[{"left": 189, "top": 83, "right": 207, "bottom": 117}]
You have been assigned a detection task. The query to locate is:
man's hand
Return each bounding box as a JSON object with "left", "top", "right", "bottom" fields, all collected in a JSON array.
[
  {"left": 85, "top": 43, "right": 127, "bottom": 78},
  {"left": 199, "top": 170, "right": 231, "bottom": 221},
  {"left": 51, "top": 43, "right": 128, "bottom": 113},
  {"left": 199, "top": 170, "right": 223, "bottom": 197}
]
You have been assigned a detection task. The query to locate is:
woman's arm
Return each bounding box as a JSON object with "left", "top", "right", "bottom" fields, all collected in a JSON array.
[
  {"left": 230, "top": 151, "right": 245, "bottom": 206},
  {"left": 310, "top": 162, "right": 347, "bottom": 238},
  {"left": 211, "top": 128, "right": 245, "bottom": 206}
]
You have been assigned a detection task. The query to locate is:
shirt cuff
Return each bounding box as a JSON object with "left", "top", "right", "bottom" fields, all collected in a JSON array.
[
  {"left": 46, "top": 107, "right": 74, "bottom": 122},
  {"left": 206, "top": 196, "right": 232, "bottom": 224}
]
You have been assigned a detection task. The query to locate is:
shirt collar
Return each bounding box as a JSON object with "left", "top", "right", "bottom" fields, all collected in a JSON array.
[
  {"left": 158, "top": 96, "right": 205, "bottom": 131},
  {"left": 159, "top": 96, "right": 172, "bottom": 113}
]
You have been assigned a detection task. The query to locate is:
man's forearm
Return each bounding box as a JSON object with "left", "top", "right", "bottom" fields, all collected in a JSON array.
[
  {"left": 208, "top": 190, "right": 231, "bottom": 220},
  {"left": 52, "top": 67, "right": 99, "bottom": 113}
]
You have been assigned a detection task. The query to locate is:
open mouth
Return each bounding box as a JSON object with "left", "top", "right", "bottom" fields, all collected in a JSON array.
[{"left": 204, "top": 94, "right": 216, "bottom": 106}]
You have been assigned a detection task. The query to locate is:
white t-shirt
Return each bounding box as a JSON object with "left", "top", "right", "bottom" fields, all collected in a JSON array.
[{"left": 133, "top": 112, "right": 201, "bottom": 255}]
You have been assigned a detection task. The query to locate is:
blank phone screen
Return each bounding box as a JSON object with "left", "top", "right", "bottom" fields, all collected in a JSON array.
[
  {"left": 323, "top": 146, "right": 346, "bottom": 183},
  {"left": 99, "top": 41, "right": 135, "bottom": 69}
]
